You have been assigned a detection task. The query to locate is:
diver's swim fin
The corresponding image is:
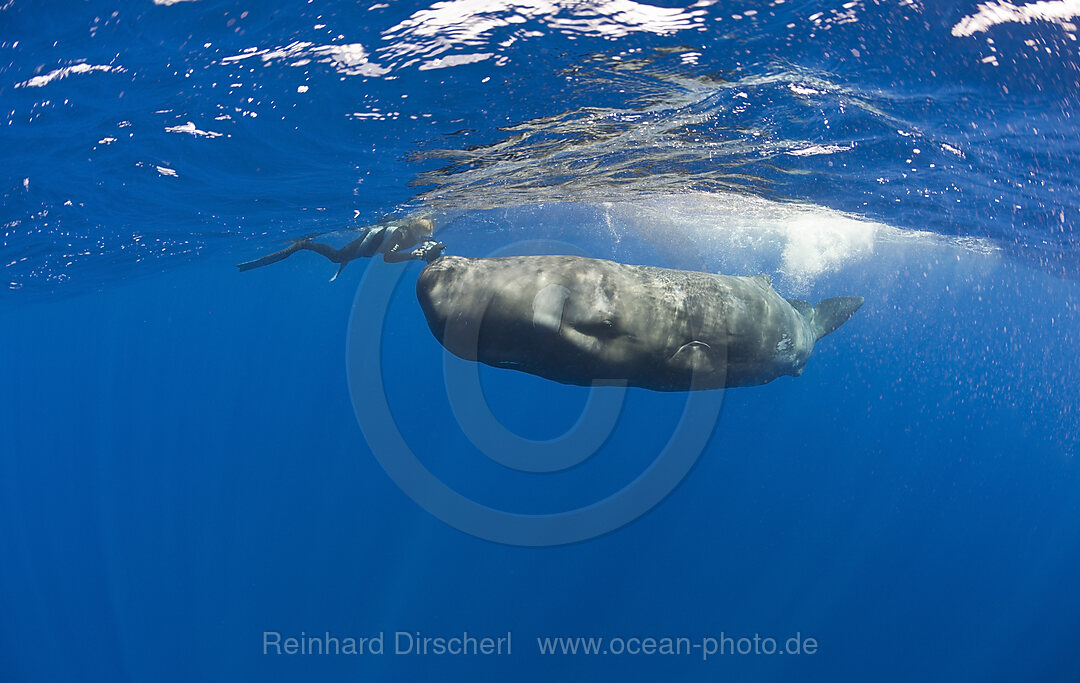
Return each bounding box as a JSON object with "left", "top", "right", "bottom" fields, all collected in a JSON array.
[
  {"left": 238, "top": 239, "right": 346, "bottom": 274},
  {"left": 237, "top": 242, "right": 304, "bottom": 272}
]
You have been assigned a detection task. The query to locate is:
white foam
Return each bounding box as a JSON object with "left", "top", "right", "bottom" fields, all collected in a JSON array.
[
  {"left": 418, "top": 52, "right": 493, "bottom": 70},
  {"left": 787, "top": 143, "right": 853, "bottom": 156},
  {"left": 380, "top": 0, "right": 706, "bottom": 65},
  {"left": 310, "top": 43, "right": 390, "bottom": 77},
  {"left": 164, "top": 121, "right": 224, "bottom": 138},
  {"left": 222, "top": 41, "right": 390, "bottom": 77},
  {"left": 595, "top": 192, "right": 998, "bottom": 293},
  {"left": 777, "top": 212, "right": 876, "bottom": 287},
  {"left": 16, "top": 63, "right": 125, "bottom": 88},
  {"left": 952, "top": 0, "right": 1080, "bottom": 36}
]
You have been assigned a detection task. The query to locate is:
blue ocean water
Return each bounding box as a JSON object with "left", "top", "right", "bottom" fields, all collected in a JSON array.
[{"left": 3, "top": 0, "right": 1080, "bottom": 680}]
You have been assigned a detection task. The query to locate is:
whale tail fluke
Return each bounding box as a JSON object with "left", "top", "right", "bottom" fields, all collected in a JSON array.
[{"left": 809, "top": 296, "right": 864, "bottom": 342}]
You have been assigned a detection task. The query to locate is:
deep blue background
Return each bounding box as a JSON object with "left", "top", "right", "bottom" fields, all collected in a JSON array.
[{"left": 3, "top": 0, "right": 1080, "bottom": 681}]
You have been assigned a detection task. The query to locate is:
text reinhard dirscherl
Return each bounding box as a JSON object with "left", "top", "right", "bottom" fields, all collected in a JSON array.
[
  {"left": 262, "top": 631, "right": 818, "bottom": 661},
  {"left": 263, "top": 631, "right": 512, "bottom": 657}
]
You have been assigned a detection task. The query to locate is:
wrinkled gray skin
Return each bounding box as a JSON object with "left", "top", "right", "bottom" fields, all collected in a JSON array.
[{"left": 416, "top": 255, "right": 863, "bottom": 391}]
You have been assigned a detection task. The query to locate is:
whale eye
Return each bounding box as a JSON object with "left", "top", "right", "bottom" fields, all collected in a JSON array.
[{"left": 577, "top": 318, "right": 618, "bottom": 337}]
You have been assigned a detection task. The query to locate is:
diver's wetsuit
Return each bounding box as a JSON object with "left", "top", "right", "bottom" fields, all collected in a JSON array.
[{"left": 237, "top": 217, "right": 445, "bottom": 280}]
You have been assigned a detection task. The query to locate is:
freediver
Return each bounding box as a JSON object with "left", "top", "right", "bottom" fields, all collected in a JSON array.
[{"left": 237, "top": 215, "right": 445, "bottom": 280}]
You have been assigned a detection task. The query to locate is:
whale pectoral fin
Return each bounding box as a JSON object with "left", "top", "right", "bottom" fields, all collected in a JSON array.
[
  {"left": 669, "top": 341, "right": 715, "bottom": 374},
  {"left": 532, "top": 284, "right": 570, "bottom": 334}
]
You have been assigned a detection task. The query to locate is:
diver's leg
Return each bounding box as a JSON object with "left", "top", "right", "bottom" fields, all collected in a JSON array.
[
  {"left": 321, "top": 229, "right": 383, "bottom": 281},
  {"left": 237, "top": 239, "right": 346, "bottom": 271},
  {"left": 337, "top": 228, "right": 385, "bottom": 262}
]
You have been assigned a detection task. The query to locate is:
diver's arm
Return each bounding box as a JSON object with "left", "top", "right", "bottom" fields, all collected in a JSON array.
[{"left": 382, "top": 240, "right": 446, "bottom": 264}]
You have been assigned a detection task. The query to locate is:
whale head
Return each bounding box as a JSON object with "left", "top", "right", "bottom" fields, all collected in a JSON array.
[{"left": 416, "top": 255, "right": 648, "bottom": 383}]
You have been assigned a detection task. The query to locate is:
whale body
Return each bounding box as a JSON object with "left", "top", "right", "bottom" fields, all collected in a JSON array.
[{"left": 416, "top": 255, "right": 863, "bottom": 391}]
